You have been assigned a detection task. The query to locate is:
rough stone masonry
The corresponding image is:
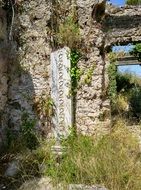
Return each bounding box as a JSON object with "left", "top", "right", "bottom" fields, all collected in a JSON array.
[{"left": 0, "top": 0, "right": 141, "bottom": 145}]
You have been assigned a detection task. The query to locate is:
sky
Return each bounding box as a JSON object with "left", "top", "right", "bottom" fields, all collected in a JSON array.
[
  {"left": 110, "top": 0, "right": 141, "bottom": 77},
  {"left": 112, "top": 45, "right": 141, "bottom": 77},
  {"left": 110, "top": 0, "right": 125, "bottom": 6}
]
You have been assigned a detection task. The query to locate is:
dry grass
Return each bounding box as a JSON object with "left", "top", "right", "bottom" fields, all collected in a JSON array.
[{"left": 4, "top": 120, "right": 141, "bottom": 190}]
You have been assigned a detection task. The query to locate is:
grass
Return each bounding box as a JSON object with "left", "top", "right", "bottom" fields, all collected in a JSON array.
[{"left": 8, "top": 120, "right": 141, "bottom": 190}]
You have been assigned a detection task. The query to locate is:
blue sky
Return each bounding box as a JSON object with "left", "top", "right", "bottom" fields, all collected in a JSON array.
[
  {"left": 112, "top": 45, "right": 141, "bottom": 77},
  {"left": 110, "top": 0, "right": 125, "bottom": 6}
]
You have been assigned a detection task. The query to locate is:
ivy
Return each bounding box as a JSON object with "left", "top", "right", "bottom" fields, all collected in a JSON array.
[
  {"left": 70, "top": 49, "right": 81, "bottom": 95},
  {"left": 108, "top": 53, "right": 117, "bottom": 104}
]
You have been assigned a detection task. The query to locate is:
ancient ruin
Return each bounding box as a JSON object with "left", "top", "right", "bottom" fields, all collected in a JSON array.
[{"left": 0, "top": 0, "right": 141, "bottom": 146}]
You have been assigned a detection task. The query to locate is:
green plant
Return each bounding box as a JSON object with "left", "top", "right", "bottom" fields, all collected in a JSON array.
[
  {"left": 116, "top": 72, "right": 135, "bottom": 93},
  {"left": 41, "top": 120, "right": 141, "bottom": 190},
  {"left": 57, "top": 16, "right": 80, "bottom": 49},
  {"left": 8, "top": 120, "right": 141, "bottom": 190},
  {"left": 130, "top": 43, "right": 141, "bottom": 61},
  {"left": 126, "top": 0, "right": 141, "bottom": 5},
  {"left": 115, "top": 72, "right": 141, "bottom": 122},
  {"left": 34, "top": 95, "right": 54, "bottom": 118},
  {"left": 129, "top": 87, "right": 141, "bottom": 119},
  {"left": 21, "top": 113, "right": 39, "bottom": 150},
  {"left": 70, "top": 49, "right": 81, "bottom": 95},
  {"left": 108, "top": 53, "right": 117, "bottom": 104},
  {"left": 83, "top": 64, "right": 96, "bottom": 85},
  {"left": 17, "top": 139, "right": 55, "bottom": 181}
]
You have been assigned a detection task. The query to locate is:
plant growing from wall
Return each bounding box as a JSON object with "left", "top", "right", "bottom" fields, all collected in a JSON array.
[
  {"left": 70, "top": 49, "right": 81, "bottom": 95},
  {"left": 83, "top": 64, "right": 96, "bottom": 85},
  {"left": 34, "top": 95, "right": 54, "bottom": 119},
  {"left": 108, "top": 52, "right": 117, "bottom": 105},
  {"left": 21, "top": 113, "right": 39, "bottom": 150},
  {"left": 57, "top": 15, "right": 80, "bottom": 49},
  {"left": 33, "top": 94, "right": 54, "bottom": 135},
  {"left": 51, "top": 0, "right": 81, "bottom": 49}
]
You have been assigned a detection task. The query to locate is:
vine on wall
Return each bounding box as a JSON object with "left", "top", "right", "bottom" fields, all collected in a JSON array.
[
  {"left": 108, "top": 52, "right": 117, "bottom": 105},
  {"left": 70, "top": 49, "right": 81, "bottom": 96}
]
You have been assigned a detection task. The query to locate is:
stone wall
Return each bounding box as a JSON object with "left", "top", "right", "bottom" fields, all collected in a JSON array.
[
  {"left": 7, "top": 0, "right": 52, "bottom": 136},
  {"left": 105, "top": 5, "right": 141, "bottom": 47},
  {"left": 1, "top": 1, "right": 141, "bottom": 140},
  {"left": 75, "top": 2, "right": 141, "bottom": 136},
  {"left": 75, "top": 0, "right": 110, "bottom": 136}
]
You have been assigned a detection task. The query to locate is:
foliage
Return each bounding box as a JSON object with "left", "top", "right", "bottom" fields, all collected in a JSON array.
[
  {"left": 116, "top": 72, "right": 135, "bottom": 93},
  {"left": 4, "top": 118, "right": 141, "bottom": 190},
  {"left": 126, "top": 0, "right": 141, "bottom": 5},
  {"left": 114, "top": 72, "right": 141, "bottom": 122},
  {"left": 114, "top": 94, "right": 129, "bottom": 113},
  {"left": 57, "top": 16, "right": 80, "bottom": 49},
  {"left": 15, "top": 120, "right": 141, "bottom": 190},
  {"left": 17, "top": 140, "right": 55, "bottom": 182},
  {"left": 130, "top": 43, "right": 141, "bottom": 61},
  {"left": 130, "top": 87, "right": 141, "bottom": 119},
  {"left": 4, "top": 115, "right": 38, "bottom": 153},
  {"left": 20, "top": 113, "right": 39, "bottom": 150},
  {"left": 108, "top": 53, "right": 117, "bottom": 104},
  {"left": 34, "top": 95, "right": 54, "bottom": 119},
  {"left": 50, "top": 121, "right": 141, "bottom": 190},
  {"left": 83, "top": 65, "right": 96, "bottom": 85},
  {"left": 70, "top": 49, "right": 81, "bottom": 95}
]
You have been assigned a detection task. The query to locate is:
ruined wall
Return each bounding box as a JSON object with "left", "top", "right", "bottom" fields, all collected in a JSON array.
[
  {"left": 75, "top": 0, "right": 110, "bottom": 136},
  {"left": 7, "top": 0, "right": 52, "bottom": 135},
  {"left": 5, "top": 0, "right": 110, "bottom": 137},
  {"left": 1, "top": 1, "right": 141, "bottom": 141},
  {"left": 75, "top": 2, "right": 141, "bottom": 136},
  {"left": 105, "top": 5, "right": 141, "bottom": 47}
]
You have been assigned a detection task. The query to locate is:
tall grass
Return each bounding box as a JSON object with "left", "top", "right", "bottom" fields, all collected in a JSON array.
[{"left": 15, "top": 120, "right": 141, "bottom": 190}]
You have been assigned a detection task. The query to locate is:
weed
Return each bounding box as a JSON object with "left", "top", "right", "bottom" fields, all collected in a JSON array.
[
  {"left": 7, "top": 121, "right": 141, "bottom": 190},
  {"left": 21, "top": 113, "right": 39, "bottom": 150},
  {"left": 108, "top": 52, "right": 117, "bottom": 104},
  {"left": 57, "top": 16, "right": 80, "bottom": 49}
]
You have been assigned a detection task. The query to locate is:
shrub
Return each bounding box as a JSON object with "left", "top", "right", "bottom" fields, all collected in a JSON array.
[
  {"left": 116, "top": 72, "right": 135, "bottom": 93},
  {"left": 115, "top": 72, "right": 141, "bottom": 121},
  {"left": 130, "top": 87, "right": 141, "bottom": 119},
  {"left": 130, "top": 43, "right": 141, "bottom": 61},
  {"left": 114, "top": 94, "right": 129, "bottom": 113}
]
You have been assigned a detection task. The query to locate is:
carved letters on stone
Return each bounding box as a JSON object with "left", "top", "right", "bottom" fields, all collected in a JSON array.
[{"left": 51, "top": 47, "right": 72, "bottom": 138}]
